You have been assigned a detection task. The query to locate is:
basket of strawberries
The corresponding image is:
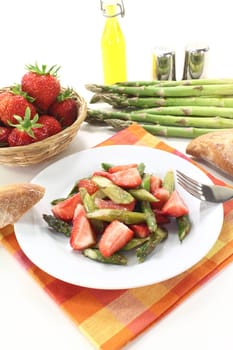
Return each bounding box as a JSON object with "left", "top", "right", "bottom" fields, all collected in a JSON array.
[{"left": 0, "top": 63, "right": 87, "bottom": 166}]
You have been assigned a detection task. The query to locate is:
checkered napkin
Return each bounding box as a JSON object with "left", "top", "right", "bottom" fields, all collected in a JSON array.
[{"left": 1, "top": 123, "right": 233, "bottom": 350}]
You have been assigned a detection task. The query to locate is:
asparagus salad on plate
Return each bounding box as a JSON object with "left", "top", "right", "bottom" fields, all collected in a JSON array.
[{"left": 43, "top": 162, "right": 191, "bottom": 265}]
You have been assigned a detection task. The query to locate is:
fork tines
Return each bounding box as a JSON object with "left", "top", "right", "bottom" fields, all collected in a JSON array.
[{"left": 176, "top": 170, "right": 205, "bottom": 200}]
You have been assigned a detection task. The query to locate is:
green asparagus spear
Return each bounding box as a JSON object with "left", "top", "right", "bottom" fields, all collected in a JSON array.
[
  {"left": 79, "top": 187, "right": 96, "bottom": 212},
  {"left": 136, "top": 226, "right": 168, "bottom": 263},
  {"left": 43, "top": 214, "right": 72, "bottom": 237},
  {"left": 102, "top": 119, "right": 229, "bottom": 138},
  {"left": 87, "top": 108, "right": 233, "bottom": 128},
  {"left": 86, "top": 209, "right": 147, "bottom": 224},
  {"left": 140, "top": 171, "right": 157, "bottom": 233},
  {"left": 176, "top": 214, "right": 192, "bottom": 242},
  {"left": 85, "top": 83, "right": 233, "bottom": 97},
  {"left": 91, "top": 175, "right": 113, "bottom": 187},
  {"left": 92, "top": 175, "right": 135, "bottom": 204},
  {"left": 162, "top": 170, "right": 175, "bottom": 194},
  {"left": 129, "top": 188, "right": 158, "bottom": 202},
  {"left": 80, "top": 188, "right": 105, "bottom": 235},
  {"left": 83, "top": 248, "right": 127, "bottom": 265},
  {"left": 101, "top": 185, "right": 135, "bottom": 204},
  {"left": 115, "top": 78, "right": 233, "bottom": 87},
  {"left": 141, "top": 200, "right": 157, "bottom": 233},
  {"left": 91, "top": 93, "right": 233, "bottom": 109},
  {"left": 135, "top": 106, "right": 233, "bottom": 118},
  {"left": 121, "top": 237, "right": 150, "bottom": 250},
  {"left": 101, "top": 162, "right": 114, "bottom": 171}
]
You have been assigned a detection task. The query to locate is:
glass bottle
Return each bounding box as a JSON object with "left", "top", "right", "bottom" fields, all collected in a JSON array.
[{"left": 100, "top": 0, "right": 127, "bottom": 85}]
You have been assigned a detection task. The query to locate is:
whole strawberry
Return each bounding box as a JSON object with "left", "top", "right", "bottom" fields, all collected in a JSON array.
[
  {"left": 0, "top": 89, "right": 36, "bottom": 126},
  {"left": 21, "top": 63, "right": 61, "bottom": 113},
  {"left": 35, "top": 115, "right": 62, "bottom": 138},
  {"left": 8, "top": 108, "right": 42, "bottom": 146},
  {"left": 48, "top": 88, "right": 79, "bottom": 127},
  {"left": 8, "top": 108, "right": 62, "bottom": 147},
  {"left": 0, "top": 126, "right": 11, "bottom": 146}
]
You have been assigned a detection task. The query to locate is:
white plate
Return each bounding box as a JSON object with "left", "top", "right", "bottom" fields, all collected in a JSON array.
[{"left": 14, "top": 145, "right": 223, "bottom": 289}]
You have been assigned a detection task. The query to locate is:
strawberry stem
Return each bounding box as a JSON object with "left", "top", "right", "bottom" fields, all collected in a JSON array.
[
  {"left": 56, "top": 87, "right": 74, "bottom": 102},
  {"left": 11, "top": 84, "right": 35, "bottom": 103},
  {"left": 25, "top": 62, "right": 61, "bottom": 77},
  {"left": 8, "top": 107, "right": 42, "bottom": 138}
]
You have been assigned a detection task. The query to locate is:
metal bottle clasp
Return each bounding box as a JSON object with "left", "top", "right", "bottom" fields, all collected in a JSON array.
[{"left": 100, "top": 0, "right": 125, "bottom": 17}]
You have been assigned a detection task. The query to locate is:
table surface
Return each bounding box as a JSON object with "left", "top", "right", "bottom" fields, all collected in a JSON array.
[{"left": 1, "top": 1, "right": 233, "bottom": 349}]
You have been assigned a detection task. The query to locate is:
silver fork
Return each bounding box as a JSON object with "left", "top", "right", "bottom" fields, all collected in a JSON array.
[{"left": 176, "top": 170, "right": 233, "bottom": 203}]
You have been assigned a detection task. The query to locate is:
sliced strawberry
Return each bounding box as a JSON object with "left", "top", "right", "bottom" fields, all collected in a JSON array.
[
  {"left": 151, "top": 187, "right": 170, "bottom": 209},
  {"left": 94, "top": 198, "right": 136, "bottom": 211},
  {"left": 150, "top": 175, "right": 162, "bottom": 192},
  {"left": 153, "top": 209, "right": 170, "bottom": 224},
  {"left": 51, "top": 192, "right": 82, "bottom": 221},
  {"left": 161, "top": 190, "right": 189, "bottom": 217},
  {"left": 129, "top": 223, "right": 150, "bottom": 238},
  {"left": 110, "top": 167, "right": 142, "bottom": 188},
  {"left": 70, "top": 204, "right": 96, "bottom": 250},
  {"left": 78, "top": 178, "right": 99, "bottom": 195},
  {"left": 92, "top": 170, "right": 112, "bottom": 180},
  {"left": 99, "top": 220, "right": 134, "bottom": 257},
  {"left": 108, "top": 163, "right": 138, "bottom": 173}
]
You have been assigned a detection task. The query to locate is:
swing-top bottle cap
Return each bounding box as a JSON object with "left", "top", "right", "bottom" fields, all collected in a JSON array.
[{"left": 100, "top": 0, "right": 125, "bottom": 17}]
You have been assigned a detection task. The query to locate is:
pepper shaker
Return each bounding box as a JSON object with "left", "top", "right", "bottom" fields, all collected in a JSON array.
[{"left": 152, "top": 46, "right": 176, "bottom": 81}]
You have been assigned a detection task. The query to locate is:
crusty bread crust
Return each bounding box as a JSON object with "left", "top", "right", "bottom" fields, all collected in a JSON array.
[
  {"left": 186, "top": 129, "right": 233, "bottom": 176},
  {"left": 0, "top": 183, "right": 45, "bottom": 228}
]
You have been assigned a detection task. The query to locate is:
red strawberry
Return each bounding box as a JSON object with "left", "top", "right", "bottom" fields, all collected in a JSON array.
[
  {"left": 93, "top": 168, "right": 142, "bottom": 188},
  {"left": 99, "top": 220, "right": 134, "bottom": 257},
  {"left": 8, "top": 108, "right": 42, "bottom": 146},
  {"left": 151, "top": 187, "right": 170, "bottom": 209},
  {"left": 35, "top": 115, "right": 62, "bottom": 138},
  {"left": 129, "top": 223, "right": 150, "bottom": 238},
  {"left": 8, "top": 128, "right": 34, "bottom": 146},
  {"left": 0, "top": 92, "right": 13, "bottom": 119},
  {"left": 150, "top": 175, "right": 162, "bottom": 192},
  {"left": 110, "top": 167, "right": 142, "bottom": 188},
  {"left": 48, "top": 88, "right": 79, "bottom": 127},
  {"left": 161, "top": 190, "right": 189, "bottom": 217},
  {"left": 0, "top": 91, "right": 36, "bottom": 126},
  {"left": 8, "top": 108, "right": 62, "bottom": 146},
  {"left": 70, "top": 204, "right": 96, "bottom": 250},
  {"left": 78, "top": 178, "right": 99, "bottom": 195},
  {"left": 21, "top": 63, "right": 61, "bottom": 112},
  {"left": 0, "top": 126, "right": 11, "bottom": 146},
  {"left": 108, "top": 163, "right": 138, "bottom": 173},
  {"left": 52, "top": 193, "right": 82, "bottom": 222}
]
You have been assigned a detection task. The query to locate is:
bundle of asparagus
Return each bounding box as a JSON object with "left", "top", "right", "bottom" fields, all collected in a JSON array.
[{"left": 85, "top": 79, "right": 233, "bottom": 138}]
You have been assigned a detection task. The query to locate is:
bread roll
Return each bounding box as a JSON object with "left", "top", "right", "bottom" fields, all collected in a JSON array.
[
  {"left": 0, "top": 183, "right": 45, "bottom": 229},
  {"left": 186, "top": 129, "right": 233, "bottom": 176}
]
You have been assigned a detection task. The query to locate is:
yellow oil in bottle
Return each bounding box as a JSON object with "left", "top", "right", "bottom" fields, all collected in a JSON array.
[{"left": 101, "top": 1, "right": 127, "bottom": 85}]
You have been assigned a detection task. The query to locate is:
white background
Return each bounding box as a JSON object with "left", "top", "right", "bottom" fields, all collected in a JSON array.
[{"left": 1, "top": 1, "right": 233, "bottom": 350}]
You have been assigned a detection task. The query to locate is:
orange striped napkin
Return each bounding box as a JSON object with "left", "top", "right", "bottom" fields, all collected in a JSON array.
[{"left": 1, "top": 123, "right": 233, "bottom": 350}]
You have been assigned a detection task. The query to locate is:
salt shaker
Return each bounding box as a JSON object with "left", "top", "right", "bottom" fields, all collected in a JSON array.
[{"left": 182, "top": 43, "right": 209, "bottom": 80}]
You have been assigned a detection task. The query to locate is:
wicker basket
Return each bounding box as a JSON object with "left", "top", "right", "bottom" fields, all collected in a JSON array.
[{"left": 0, "top": 89, "right": 87, "bottom": 166}]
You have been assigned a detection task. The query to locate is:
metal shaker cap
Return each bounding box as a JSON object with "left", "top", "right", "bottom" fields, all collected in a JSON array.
[
  {"left": 182, "top": 43, "right": 209, "bottom": 80},
  {"left": 152, "top": 47, "right": 176, "bottom": 81}
]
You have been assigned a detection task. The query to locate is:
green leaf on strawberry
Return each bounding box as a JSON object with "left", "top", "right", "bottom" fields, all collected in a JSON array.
[{"left": 8, "top": 107, "right": 42, "bottom": 138}]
